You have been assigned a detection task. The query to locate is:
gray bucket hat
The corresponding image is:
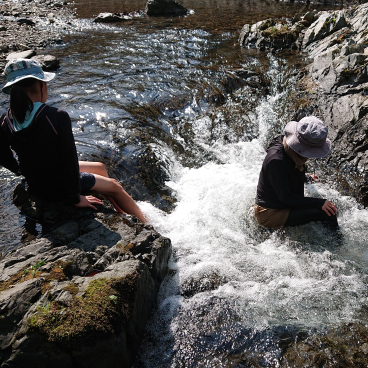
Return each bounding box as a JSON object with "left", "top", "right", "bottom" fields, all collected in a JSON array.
[
  {"left": 2, "top": 58, "right": 55, "bottom": 94},
  {"left": 284, "top": 116, "right": 331, "bottom": 158}
]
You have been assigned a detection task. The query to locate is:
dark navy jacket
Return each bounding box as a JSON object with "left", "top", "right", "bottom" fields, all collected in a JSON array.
[
  {"left": 0, "top": 104, "right": 81, "bottom": 204},
  {"left": 256, "top": 135, "right": 325, "bottom": 209}
]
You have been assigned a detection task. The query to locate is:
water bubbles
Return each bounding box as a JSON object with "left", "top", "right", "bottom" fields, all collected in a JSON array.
[{"left": 95, "top": 111, "right": 106, "bottom": 121}]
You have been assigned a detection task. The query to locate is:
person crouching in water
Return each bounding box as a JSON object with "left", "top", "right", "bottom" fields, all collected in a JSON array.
[
  {"left": 254, "top": 116, "right": 338, "bottom": 229},
  {"left": 0, "top": 58, "right": 147, "bottom": 223}
]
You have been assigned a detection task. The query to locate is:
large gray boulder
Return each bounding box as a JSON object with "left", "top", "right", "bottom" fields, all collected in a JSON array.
[
  {"left": 0, "top": 186, "right": 171, "bottom": 368},
  {"left": 146, "top": 0, "right": 189, "bottom": 17}
]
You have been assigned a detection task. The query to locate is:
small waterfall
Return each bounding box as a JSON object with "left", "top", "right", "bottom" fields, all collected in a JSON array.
[{"left": 137, "top": 56, "right": 368, "bottom": 366}]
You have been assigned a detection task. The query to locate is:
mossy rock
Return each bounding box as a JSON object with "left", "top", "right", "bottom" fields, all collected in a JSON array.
[{"left": 28, "top": 276, "right": 135, "bottom": 349}]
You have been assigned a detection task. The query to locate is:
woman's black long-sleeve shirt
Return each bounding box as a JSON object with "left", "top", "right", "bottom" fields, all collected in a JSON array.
[
  {"left": 256, "top": 135, "right": 325, "bottom": 210},
  {"left": 0, "top": 104, "right": 81, "bottom": 204}
]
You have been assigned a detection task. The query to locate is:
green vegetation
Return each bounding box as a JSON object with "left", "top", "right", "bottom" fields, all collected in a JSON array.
[
  {"left": 63, "top": 282, "right": 79, "bottom": 296},
  {"left": 41, "top": 260, "right": 71, "bottom": 294},
  {"left": 0, "top": 260, "right": 46, "bottom": 293},
  {"left": 28, "top": 276, "right": 135, "bottom": 349}
]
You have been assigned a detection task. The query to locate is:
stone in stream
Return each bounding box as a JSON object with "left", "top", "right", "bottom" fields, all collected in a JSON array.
[
  {"left": 31, "top": 54, "right": 60, "bottom": 71},
  {"left": 94, "top": 11, "right": 145, "bottom": 23},
  {"left": 6, "top": 49, "right": 36, "bottom": 61},
  {"left": 94, "top": 12, "right": 126, "bottom": 23},
  {"left": 145, "top": 0, "right": 189, "bottom": 17},
  {"left": 281, "top": 323, "right": 368, "bottom": 367}
]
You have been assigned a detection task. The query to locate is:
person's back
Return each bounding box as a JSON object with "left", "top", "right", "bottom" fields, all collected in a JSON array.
[
  {"left": 0, "top": 104, "right": 80, "bottom": 203},
  {"left": 256, "top": 135, "right": 305, "bottom": 210}
]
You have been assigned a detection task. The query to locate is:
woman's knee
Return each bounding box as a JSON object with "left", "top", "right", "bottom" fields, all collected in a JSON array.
[
  {"left": 79, "top": 161, "right": 108, "bottom": 177},
  {"left": 95, "top": 162, "right": 108, "bottom": 176},
  {"left": 107, "top": 178, "right": 123, "bottom": 194}
]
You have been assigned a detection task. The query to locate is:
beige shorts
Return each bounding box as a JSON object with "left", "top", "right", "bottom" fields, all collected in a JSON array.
[{"left": 254, "top": 204, "right": 290, "bottom": 229}]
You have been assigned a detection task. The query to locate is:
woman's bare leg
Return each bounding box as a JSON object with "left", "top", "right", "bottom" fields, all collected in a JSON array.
[
  {"left": 91, "top": 174, "right": 147, "bottom": 223},
  {"left": 79, "top": 161, "right": 108, "bottom": 177},
  {"left": 78, "top": 161, "right": 125, "bottom": 213}
]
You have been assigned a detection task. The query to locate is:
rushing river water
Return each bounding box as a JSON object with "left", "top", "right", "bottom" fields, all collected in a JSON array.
[{"left": 2, "top": 0, "right": 368, "bottom": 366}]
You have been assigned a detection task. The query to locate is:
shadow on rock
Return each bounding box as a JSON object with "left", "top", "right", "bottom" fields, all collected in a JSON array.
[{"left": 0, "top": 181, "right": 172, "bottom": 368}]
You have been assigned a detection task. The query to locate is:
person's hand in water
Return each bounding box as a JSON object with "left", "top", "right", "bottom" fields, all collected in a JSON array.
[
  {"left": 74, "top": 195, "right": 102, "bottom": 210},
  {"left": 307, "top": 173, "right": 319, "bottom": 182},
  {"left": 322, "top": 200, "right": 337, "bottom": 216}
]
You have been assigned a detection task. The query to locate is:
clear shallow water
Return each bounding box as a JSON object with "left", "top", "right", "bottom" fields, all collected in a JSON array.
[{"left": 1, "top": 0, "right": 368, "bottom": 365}]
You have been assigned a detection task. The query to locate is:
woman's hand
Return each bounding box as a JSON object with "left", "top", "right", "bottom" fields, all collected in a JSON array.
[
  {"left": 307, "top": 173, "right": 318, "bottom": 182},
  {"left": 322, "top": 200, "right": 337, "bottom": 216},
  {"left": 74, "top": 195, "right": 102, "bottom": 210}
]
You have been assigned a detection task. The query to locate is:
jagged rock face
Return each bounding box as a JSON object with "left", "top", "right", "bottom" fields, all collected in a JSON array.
[
  {"left": 240, "top": 3, "right": 368, "bottom": 205},
  {"left": 145, "top": 0, "right": 189, "bottom": 17},
  {"left": 0, "top": 188, "right": 172, "bottom": 368},
  {"left": 301, "top": 5, "right": 368, "bottom": 203}
]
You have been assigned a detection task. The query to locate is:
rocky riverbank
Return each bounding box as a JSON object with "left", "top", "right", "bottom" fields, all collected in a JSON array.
[
  {"left": 0, "top": 184, "right": 171, "bottom": 368},
  {"left": 0, "top": 0, "right": 76, "bottom": 70},
  {"left": 240, "top": 2, "right": 368, "bottom": 205}
]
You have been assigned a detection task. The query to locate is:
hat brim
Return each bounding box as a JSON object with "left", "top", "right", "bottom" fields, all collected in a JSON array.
[
  {"left": 2, "top": 72, "right": 55, "bottom": 94},
  {"left": 284, "top": 120, "right": 331, "bottom": 159}
]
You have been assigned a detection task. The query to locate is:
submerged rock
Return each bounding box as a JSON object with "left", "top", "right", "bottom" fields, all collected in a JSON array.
[
  {"left": 145, "top": 0, "right": 189, "bottom": 17},
  {"left": 0, "top": 184, "right": 172, "bottom": 368},
  {"left": 93, "top": 11, "right": 144, "bottom": 23},
  {"left": 94, "top": 12, "right": 125, "bottom": 23}
]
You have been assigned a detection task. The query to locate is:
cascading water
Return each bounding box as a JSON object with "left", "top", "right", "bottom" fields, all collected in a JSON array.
[
  {"left": 135, "top": 56, "right": 368, "bottom": 366},
  {"left": 1, "top": 0, "right": 368, "bottom": 365}
]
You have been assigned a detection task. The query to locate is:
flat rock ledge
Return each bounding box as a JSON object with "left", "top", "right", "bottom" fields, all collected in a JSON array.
[
  {"left": 0, "top": 185, "right": 172, "bottom": 368},
  {"left": 240, "top": 3, "right": 368, "bottom": 204}
]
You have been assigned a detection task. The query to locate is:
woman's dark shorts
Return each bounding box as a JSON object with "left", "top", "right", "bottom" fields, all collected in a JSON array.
[{"left": 80, "top": 172, "right": 96, "bottom": 193}]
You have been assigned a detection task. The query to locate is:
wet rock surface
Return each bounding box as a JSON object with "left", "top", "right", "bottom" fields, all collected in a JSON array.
[
  {"left": 281, "top": 323, "right": 368, "bottom": 367},
  {"left": 0, "top": 184, "right": 171, "bottom": 368},
  {"left": 240, "top": 3, "right": 368, "bottom": 205},
  {"left": 93, "top": 11, "right": 145, "bottom": 23}
]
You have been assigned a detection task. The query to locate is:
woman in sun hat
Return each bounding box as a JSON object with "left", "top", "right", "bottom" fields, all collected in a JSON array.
[
  {"left": 254, "top": 116, "right": 338, "bottom": 229},
  {"left": 0, "top": 58, "right": 147, "bottom": 223}
]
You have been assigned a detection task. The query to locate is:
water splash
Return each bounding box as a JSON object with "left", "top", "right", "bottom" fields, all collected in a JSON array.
[{"left": 137, "top": 56, "right": 368, "bottom": 366}]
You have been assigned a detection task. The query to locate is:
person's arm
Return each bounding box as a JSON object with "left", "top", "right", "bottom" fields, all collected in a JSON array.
[
  {"left": 267, "top": 159, "right": 325, "bottom": 208},
  {"left": 0, "top": 124, "right": 20, "bottom": 174}
]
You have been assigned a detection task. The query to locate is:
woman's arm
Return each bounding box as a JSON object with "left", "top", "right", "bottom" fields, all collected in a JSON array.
[{"left": 0, "top": 120, "right": 20, "bottom": 174}]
